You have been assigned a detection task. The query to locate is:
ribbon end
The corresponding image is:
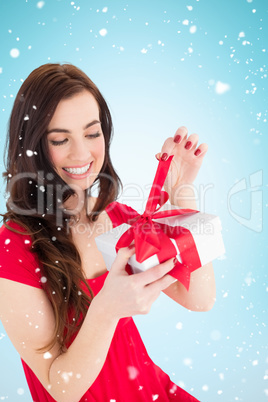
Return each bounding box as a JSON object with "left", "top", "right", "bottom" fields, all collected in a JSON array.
[{"left": 169, "top": 262, "right": 191, "bottom": 291}]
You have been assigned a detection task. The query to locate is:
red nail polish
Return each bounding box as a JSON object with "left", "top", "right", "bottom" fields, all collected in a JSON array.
[
  {"left": 194, "top": 149, "right": 201, "bottom": 156},
  {"left": 161, "top": 153, "right": 168, "bottom": 161},
  {"left": 174, "top": 135, "right": 181, "bottom": 144},
  {"left": 173, "top": 257, "right": 178, "bottom": 265},
  {"left": 185, "top": 141, "right": 192, "bottom": 150}
]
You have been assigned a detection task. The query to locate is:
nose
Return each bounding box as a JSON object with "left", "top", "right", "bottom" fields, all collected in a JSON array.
[{"left": 69, "top": 138, "right": 91, "bottom": 162}]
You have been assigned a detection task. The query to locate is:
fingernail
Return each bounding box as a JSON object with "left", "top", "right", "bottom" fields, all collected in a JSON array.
[
  {"left": 173, "top": 257, "right": 178, "bottom": 266},
  {"left": 161, "top": 153, "right": 168, "bottom": 161},
  {"left": 128, "top": 244, "right": 135, "bottom": 250},
  {"left": 185, "top": 141, "right": 192, "bottom": 150},
  {"left": 174, "top": 135, "right": 181, "bottom": 144},
  {"left": 155, "top": 154, "right": 160, "bottom": 160},
  {"left": 194, "top": 149, "right": 201, "bottom": 156}
]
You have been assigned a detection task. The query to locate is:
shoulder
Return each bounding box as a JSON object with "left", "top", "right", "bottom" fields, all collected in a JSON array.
[
  {"left": 0, "top": 221, "right": 32, "bottom": 254},
  {"left": 0, "top": 221, "right": 42, "bottom": 288}
]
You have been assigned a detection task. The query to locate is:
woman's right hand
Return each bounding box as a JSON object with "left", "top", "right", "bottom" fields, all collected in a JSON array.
[{"left": 93, "top": 246, "right": 177, "bottom": 320}]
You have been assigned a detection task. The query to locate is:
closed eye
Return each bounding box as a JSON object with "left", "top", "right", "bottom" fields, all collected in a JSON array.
[
  {"left": 86, "top": 132, "right": 101, "bottom": 139},
  {"left": 49, "top": 133, "right": 101, "bottom": 146},
  {"left": 50, "top": 138, "right": 68, "bottom": 146}
]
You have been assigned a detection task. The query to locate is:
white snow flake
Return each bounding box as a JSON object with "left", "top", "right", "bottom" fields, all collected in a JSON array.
[
  {"left": 17, "top": 388, "right": 25, "bottom": 395},
  {"left": 37, "top": 1, "right": 45, "bottom": 8},
  {"left": 4, "top": 239, "right": 10, "bottom": 245},
  {"left": 43, "top": 351, "right": 52, "bottom": 359},
  {"left": 182, "top": 19, "right": 189, "bottom": 25},
  {"left": 127, "top": 366, "right": 139, "bottom": 380},
  {"left": 176, "top": 322, "right": 183, "bottom": 330},
  {"left": 41, "top": 276, "right": 47, "bottom": 283},
  {"left": 169, "top": 384, "right": 178, "bottom": 394},
  {"left": 99, "top": 28, "right": 107, "bottom": 37},
  {"left": 61, "top": 371, "right": 73, "bottom": 384},
  {"left": 10, "top": 48, "right": 20, "bottom": 58},
  {"left": 26, "top": 150, "right": 34, "bottom": 157},
  {"left": 183, "top": 357, "right": 192, "bottom": 366},
  {"left": 189, "top": 25, "right": 197, "bottom": 34},
  {"left": 102, "top": 7, "right": 108, "bottom": 13},
  {"left": 202, "top": 385, "right": 209, "bottom": 391},
  {"left": 215, "top": 81, "right": 231, "bottom": 94}
]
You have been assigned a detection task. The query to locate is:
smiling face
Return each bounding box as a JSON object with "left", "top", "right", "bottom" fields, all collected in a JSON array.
[{"left": 47, "top": 90, "right": 105, "bottom": 192}]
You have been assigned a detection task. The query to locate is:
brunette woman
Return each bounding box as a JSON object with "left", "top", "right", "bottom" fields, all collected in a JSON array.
[{"left": 0, "top": 63, "right": 215, "bottom": 402}]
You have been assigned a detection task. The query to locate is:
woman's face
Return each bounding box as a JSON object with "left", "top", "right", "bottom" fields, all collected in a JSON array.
[{"left": 47, "top": 90, "right": 105, "bottom": 192}]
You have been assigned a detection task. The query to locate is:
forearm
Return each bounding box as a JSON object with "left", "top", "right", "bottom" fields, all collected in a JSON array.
[
  {"left": 169, "top": 184, "right": 198, "bottom": 210},
  {"left": 165, "top": 185, "right": 216, "bottom": 311},
  {"left": 48, "top": 298, "right": 118, "bottom": 402}
]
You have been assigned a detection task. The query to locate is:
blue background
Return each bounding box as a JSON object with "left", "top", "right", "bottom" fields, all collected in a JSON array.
[{"left": 0, "top": 0, "right": 267, "bottom": 401}]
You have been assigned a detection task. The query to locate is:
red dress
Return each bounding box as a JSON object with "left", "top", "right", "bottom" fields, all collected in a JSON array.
[{"left": 0, "top": 202, "right": 200, "bottom": 402}]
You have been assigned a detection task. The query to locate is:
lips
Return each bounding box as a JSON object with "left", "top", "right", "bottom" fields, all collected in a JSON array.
[
  {"left": 62, "top": 162, "right": 93, "bottom": 178},
  {"left": 63, "top": 163, "right": 90, "bottom": 175}
]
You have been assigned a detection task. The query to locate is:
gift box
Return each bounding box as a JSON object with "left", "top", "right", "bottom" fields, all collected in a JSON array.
[{"left": 95, "top": 156, "right": 225, "bottom": 290}]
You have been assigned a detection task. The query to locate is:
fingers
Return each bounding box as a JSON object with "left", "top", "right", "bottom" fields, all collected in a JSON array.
[
  {"left": 154, "top": 274, "right": 177, "bottom": 291},
  {"left": 173, "top": 126, "right": 188, "bottom": 145},
  {"left": 193, "top": 142, "right": 208, "bottom": 158},
  {"left": 110, "top": 246, "right": 136, "bottom": 274},
  {"left": 155, "top": 126, "right": 208, "bottom": 160},
  {"left": 136, "top": 257, "right": 177, "bottom": 286}
]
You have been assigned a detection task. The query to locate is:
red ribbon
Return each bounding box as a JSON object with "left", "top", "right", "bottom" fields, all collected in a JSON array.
[{"left": 116, "top": 156, "right": 202, "bottom": 290}]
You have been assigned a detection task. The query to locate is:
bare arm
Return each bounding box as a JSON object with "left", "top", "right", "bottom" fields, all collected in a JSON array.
[
  {"left": 156, "top": 126, "right": 216, "bottom": 311},
  {"left": 162, "top": 187, "right": 216, "bottom": 311},
  {"left": 0, "top": 247, "right": 176, "bottom": 402}
]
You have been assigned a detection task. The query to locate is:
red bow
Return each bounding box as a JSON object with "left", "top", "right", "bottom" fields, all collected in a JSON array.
[{"left": 116, "top": 156, "right": 202, "bottom": 290}]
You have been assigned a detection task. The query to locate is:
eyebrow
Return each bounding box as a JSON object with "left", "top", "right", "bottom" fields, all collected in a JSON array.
[{"left": 47, "top": 120, "right": 101, "bottom": 135}]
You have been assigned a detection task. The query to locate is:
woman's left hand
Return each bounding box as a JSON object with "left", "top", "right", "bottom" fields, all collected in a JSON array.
[{"left": 155, "top": 126, "right": 208, "bottom": 200}]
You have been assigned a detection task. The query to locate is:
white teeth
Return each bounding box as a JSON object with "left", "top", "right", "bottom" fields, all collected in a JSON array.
[{"left": 64, "top": 164, "right": 90, "bottom": 175}]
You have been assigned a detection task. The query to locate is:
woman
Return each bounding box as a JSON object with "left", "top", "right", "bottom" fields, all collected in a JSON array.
[{"left": 0, "top": 63, "right": 215, "bottom": 401}]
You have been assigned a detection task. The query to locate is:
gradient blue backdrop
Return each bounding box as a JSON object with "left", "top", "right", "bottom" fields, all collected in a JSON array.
[{"left": 0, "top": 0, "right": 267, "bottom": 401}]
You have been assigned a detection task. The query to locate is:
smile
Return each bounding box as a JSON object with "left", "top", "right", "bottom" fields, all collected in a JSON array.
[{"left": 62, "top": 163, "right": 91, "bottom": 175}]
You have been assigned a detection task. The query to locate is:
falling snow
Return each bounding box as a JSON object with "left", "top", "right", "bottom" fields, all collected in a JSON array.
[
  {"left": 26, "top": 149, "right": 34, "bottom": 156},
  {"left": 215, "top": 81, "right": 231, "bottom": 94},
  {"left": 0, "top": 2, "right": 267, "bottom": 401},
  {"left": 10, "top": 48, "right": 20, "bottom": 58},
  {"left": 127, "top": 366, "right": 139, "bottom": 380},
  {"left": 37, "top": 1, "right": 45, "bottom": 9},
  {"left": 99, "top": 28, "right": 107, "bottom": 37},
  {"left": 189, "top": 25, "right": 197, "bottom": 34},
  {"left": 43, "top": 351, "right": 52, "bottom": 359}
]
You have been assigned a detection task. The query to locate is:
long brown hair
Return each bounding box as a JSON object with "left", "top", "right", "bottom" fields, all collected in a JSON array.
[{"left": 2, "top": 63, "right": 122, "bottom": 352}]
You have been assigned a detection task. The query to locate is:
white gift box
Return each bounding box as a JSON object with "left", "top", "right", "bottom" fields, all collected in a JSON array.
[{"left": 95, "top": 204, "right": 225, "bottom": 274}]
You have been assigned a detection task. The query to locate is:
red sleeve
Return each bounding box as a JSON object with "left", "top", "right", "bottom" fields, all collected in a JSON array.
[
  {"left": 0, "top": 222, "right": 42, "bottom": 289},
  {"left": 105, "top": 202, "right": 139, "bottom": 228}
]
